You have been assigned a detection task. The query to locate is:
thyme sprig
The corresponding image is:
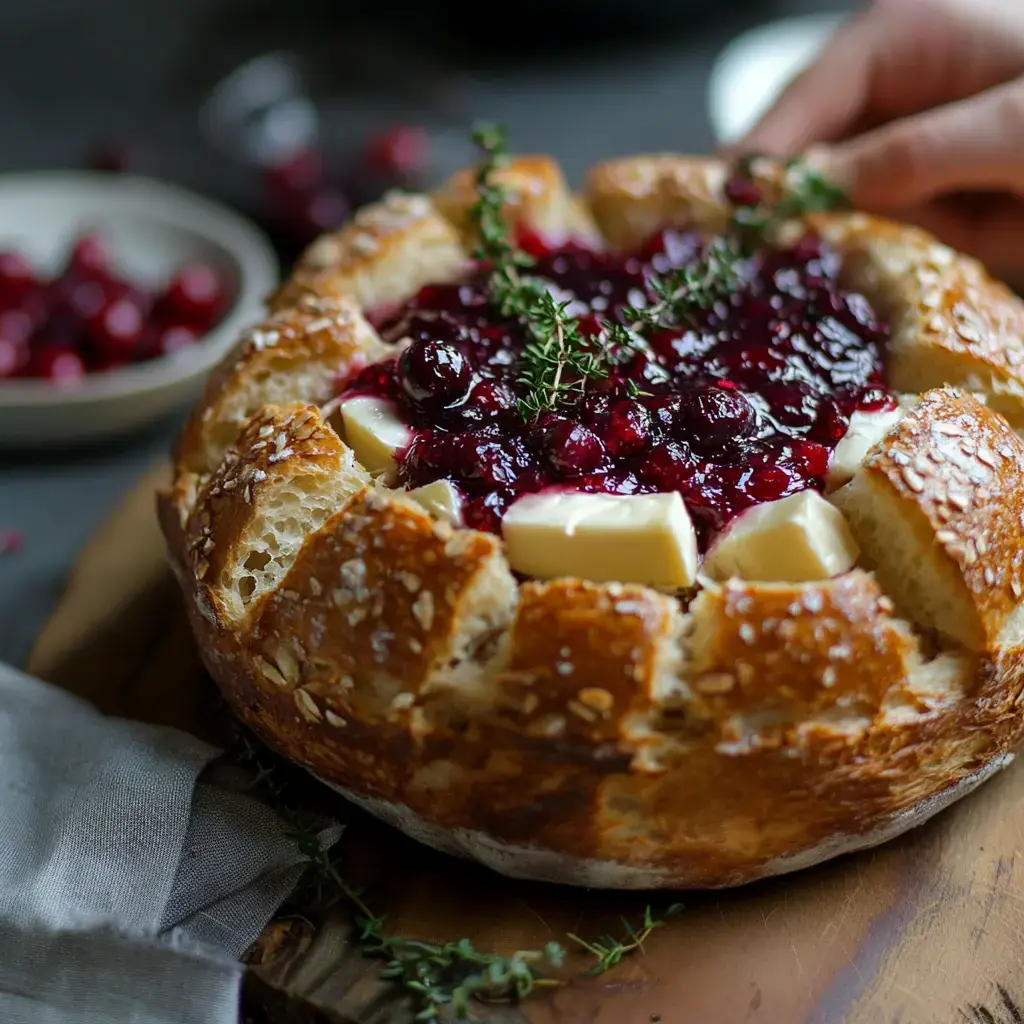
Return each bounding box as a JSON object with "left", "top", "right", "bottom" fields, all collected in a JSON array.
[
  {"left": 603, "top": 235, "right": 744, "bottom": 356},
  {"left": 568, "top": 902, "right": 685, "bottom": 975},
  {"left": 731, "top": 154, "right": 848, "bottom": 241},
  {"left": 470, "top": 122, "right": 610, "bottom": 419},
  {"left": 234, "top": 735, "right": 682, "bottom": 1022}
]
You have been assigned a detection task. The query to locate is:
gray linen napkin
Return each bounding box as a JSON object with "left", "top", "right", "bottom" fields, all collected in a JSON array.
[{"left": 0, "top": 662, "right": 341, "bottom": 1024}]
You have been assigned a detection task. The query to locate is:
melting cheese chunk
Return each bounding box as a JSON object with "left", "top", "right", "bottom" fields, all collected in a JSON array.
[
  {"left": 827, "top": 406, "right": 905, "bottom": 489},
  {"left": 703, "top": 489, "right": 859, "bottom": 583},
  {"left": 407, "top": 479, "right": 463, "bottom": 526},
  {"left": 502, "top": 491, "right": 699, "bottom": 589},
  {"left": 339, "top": 396, "right": 412, "bottom": 484}
]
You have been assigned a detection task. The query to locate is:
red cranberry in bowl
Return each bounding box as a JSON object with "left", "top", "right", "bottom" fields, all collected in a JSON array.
[
  {"left": 24, "top": 343, "right": 86, "bottom": 385},
  {"left": 162, "top": 265, "right": 226, "bottom": 327},
  {"left": 66, "top": 233, "right": 111, "bottom": 279},
  {"left": 0, "top": 252, "right": 37, "bottom": 306},
  {"left": 87, "top": 296, "right": 146, "bottom": 362}
]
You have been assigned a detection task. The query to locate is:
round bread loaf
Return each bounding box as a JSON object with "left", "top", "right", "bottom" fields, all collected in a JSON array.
[{"left": 161, "top": 154, "right": 1024, "bottom": 888}]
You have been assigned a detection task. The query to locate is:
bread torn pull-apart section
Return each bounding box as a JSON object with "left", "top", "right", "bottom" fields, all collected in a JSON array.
[
  {"left": 184, "top": 403, "right": 370, "bottom": 627},
  {"left": 832, "top": 387, "right": 1024, "bottom": 651}
]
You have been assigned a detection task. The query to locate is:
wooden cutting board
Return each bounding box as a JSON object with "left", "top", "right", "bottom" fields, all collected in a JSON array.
[{"left": 26, "top": 464, "right": 1024, "bottom": 1024}]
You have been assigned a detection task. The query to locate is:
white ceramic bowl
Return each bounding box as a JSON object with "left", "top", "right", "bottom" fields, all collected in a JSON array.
[
  {"left": 708, "top": 13, "right": 846, "bottom": 145},
  {"left": 0, "top": 172, "right": 278, "bottom": 449}
]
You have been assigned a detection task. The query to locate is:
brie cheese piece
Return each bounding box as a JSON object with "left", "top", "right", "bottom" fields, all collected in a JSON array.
[
  {"left": 827, "top": 406, "right": 905, "bottom": 489},
  {"left": 703, "top": 489, "right": 859, "bottom": 582},
  {"left": 407, "top": 479, "right": 463, "bottom": 526},
  {"left": 339, "top": 396, "right": 412, "bottom": 484},
  {"left": 502, "top": 491, "right": 699, "bottom": 590}
]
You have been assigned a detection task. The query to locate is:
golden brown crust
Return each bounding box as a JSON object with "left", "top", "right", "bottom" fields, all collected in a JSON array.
[
  {"left": 175, "top": 294, "right": 388, "bottom": 474},
  {"left": 813, "top": 213, "right": 1024, "bottom": 428},
  {"left": 271, "top": 192, "right": 471, "bottom": 314},
  {"left": 833, "top": 387, "right": 1024, "bottom": 652},
  {"left": 433, "top": 156, "right": 602, "bottom": 248},
  {"left": 160, "top": 151, "right": 1024, "bottom": 889}
]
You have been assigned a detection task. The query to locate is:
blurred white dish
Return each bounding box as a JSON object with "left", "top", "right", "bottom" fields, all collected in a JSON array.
[
  {"left": 708, "top": 12, "right": 846, "bottom": 145},
  {"left": 0, "top": 172, "right": 278, "bottom": 449}
]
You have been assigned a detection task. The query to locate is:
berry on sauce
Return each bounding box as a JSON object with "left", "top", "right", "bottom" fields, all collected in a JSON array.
[{"left": 342, "top": 228, "right": 893, "bottom": 542}]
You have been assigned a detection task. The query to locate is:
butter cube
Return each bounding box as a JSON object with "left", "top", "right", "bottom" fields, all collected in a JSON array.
[
  {"left": 827, "top": 406, "right": 905, "bottom": 489},
  {"left": 407, "top": 479, "right": 464, "bottom": 526},
  {"left": 502, "top": 491, "right": 699, "bottom": 590},
  {"left": 339, "top": 396, "right": 413, "bottom": 483},
  {"left": 703, "top": 489, "right": 859, "bottom": 582}
]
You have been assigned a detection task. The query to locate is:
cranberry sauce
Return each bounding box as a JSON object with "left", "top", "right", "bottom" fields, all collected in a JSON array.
[{"left": 340, "top": 229, "right": 893, "bottom": 544}]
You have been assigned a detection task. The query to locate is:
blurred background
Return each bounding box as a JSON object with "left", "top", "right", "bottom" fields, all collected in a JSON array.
[
  {"left": 0, "top": 0, "right": 858, "bottom": 662},
  {"left": 0, "top": 0, "right": 855, "bottom": 262}
]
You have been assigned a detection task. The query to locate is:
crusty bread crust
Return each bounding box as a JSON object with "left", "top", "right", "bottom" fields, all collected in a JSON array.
[{"left": 161, "top": 155, "right": 1024, "bottom": 888}]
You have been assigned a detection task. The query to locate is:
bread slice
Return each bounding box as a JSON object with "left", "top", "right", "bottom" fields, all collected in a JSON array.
[
  {"left": 272, "top": 192, "right": 470, "bottom": 314},
  {"left": 832, "top": 387, "right": 1024, "bottom": 650},
  {"left": 184, "top": 403, "right": 369, "bottom": 627}
]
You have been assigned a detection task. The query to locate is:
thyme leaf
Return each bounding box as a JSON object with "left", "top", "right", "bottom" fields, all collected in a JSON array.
[
  {"left": 470, "top": 122, "right": 612, "bottom": 419},
  {"left": 234, "top": 735, "right": 682, "bottom": 1021}
]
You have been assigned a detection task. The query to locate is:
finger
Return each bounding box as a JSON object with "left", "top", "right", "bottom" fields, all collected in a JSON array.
[
  {"left": 888, "top": 195, "right": 1024, "bottom": 283},
  {"left": 729, "top": 14, "right": 878, "bottom": 157},
  {"left": 821, "top": 80, "right": 1024, "bottom": 209}
]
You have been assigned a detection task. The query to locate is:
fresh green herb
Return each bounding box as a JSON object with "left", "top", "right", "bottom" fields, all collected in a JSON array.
[
  {"left": 567, "top": 903, "right": 685, "bottom": 976},
  {"left": 470, "top": 122, "right": 611, "bottom": 419},
  {"left": 731, "top": 155, "right": 847, "bottom": 242},
  {"left": 234, "top": 732, "right": 683, "bottom": 1022}
]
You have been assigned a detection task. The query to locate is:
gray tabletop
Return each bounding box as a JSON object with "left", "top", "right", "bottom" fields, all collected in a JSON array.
[{"left": 0, "top": 0, "right": 853, "bottom": 667}]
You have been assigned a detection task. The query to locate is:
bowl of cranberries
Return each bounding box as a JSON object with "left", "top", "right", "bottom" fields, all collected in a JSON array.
[{"left": 0, "top": 171, "right": 278, "bottom": 447}]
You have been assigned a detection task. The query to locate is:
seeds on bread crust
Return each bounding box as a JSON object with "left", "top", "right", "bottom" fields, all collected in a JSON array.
[{"left": 160, "top": 152, "right": 1024, "bottom": 889}]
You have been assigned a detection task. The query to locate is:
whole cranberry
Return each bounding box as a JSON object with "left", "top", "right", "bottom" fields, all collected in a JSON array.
[
  {"left": 162, "top": 265, "right": 225, "bottom": 327},
  {"left": 533, "top": 416, "right": 605, "bottom": 476},
  {"left": 637, "top": 440, "right": 696, "bottom": 492},
  {"left": 0, "top": 309, "right": 33, "bottom": 349},
  {"left": 276, "top": 186, "right": 350, "bottom": 244},
  {"left": 654, "top": 386, "right": 756, "bottom": 448},
  {"left": 746, "top": 466, "right": 794, "bottom": 503},
  {"left": 0, "top": 311, "right": 30, "bottom": 379},
  {"left": 724, "top": 174, "right": 763, "bottom": 208},
  {"left": 88, "top": 296, "right": 145, "bottom": 361},
  {"left": 790, "top": 440, "right": 830, "bottom": 478},
  {"left": 265, "top": 147, "right": 326, "bottom": 198},
  {"left": 399, "top": 338, "right": 472, "bottom": 407},
  {"left": 0, "top": 252, "right": 37, "bottom": 306},
  {"left": 157, "top": 323, "right": 199, "bottom": 357},
  {"left": 23, "top": 343, "right": 86, "bottom": 384},
  {"left": 60, "top": 278, "right": 107, "bottom": 321},
  {"left": 465, "top": 378, "right": 516, "bottom": 421},
  {"left": 67, "top": 234, "right": 110, "bottom": 278},
  {"left": 363, "top": 125, "right": 428, "bottom": 178},
  {"left": 602, "top": 400, "right": 652, "bottom": 457}
]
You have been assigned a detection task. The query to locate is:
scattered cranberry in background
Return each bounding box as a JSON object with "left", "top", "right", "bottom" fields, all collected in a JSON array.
[
  {"left": 265, "top": 147, "right": 325, "bottom": 198},
  {"left": 363, "top": 125, "right": 429, "bottom": 179},
  {"left": 0, "top": 529, "right": 24, "bottom": 555},
  {"left": 0, "top": 233, "right": 231, "bottom": 383}
]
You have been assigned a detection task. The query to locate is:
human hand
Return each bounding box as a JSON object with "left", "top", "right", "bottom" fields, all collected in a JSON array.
[{"left": 732, "top": 0, "right": 1024, "bottom": 279}]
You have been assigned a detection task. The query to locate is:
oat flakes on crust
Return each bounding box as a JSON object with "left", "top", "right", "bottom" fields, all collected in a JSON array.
[{"left": 160, "top": 151, "right": 1024, "bottom": 889}]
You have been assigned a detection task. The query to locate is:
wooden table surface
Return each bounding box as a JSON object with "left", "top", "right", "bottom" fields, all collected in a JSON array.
[{"left": 26, "top": 464, "right": 1024, "bottom": 1024}]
